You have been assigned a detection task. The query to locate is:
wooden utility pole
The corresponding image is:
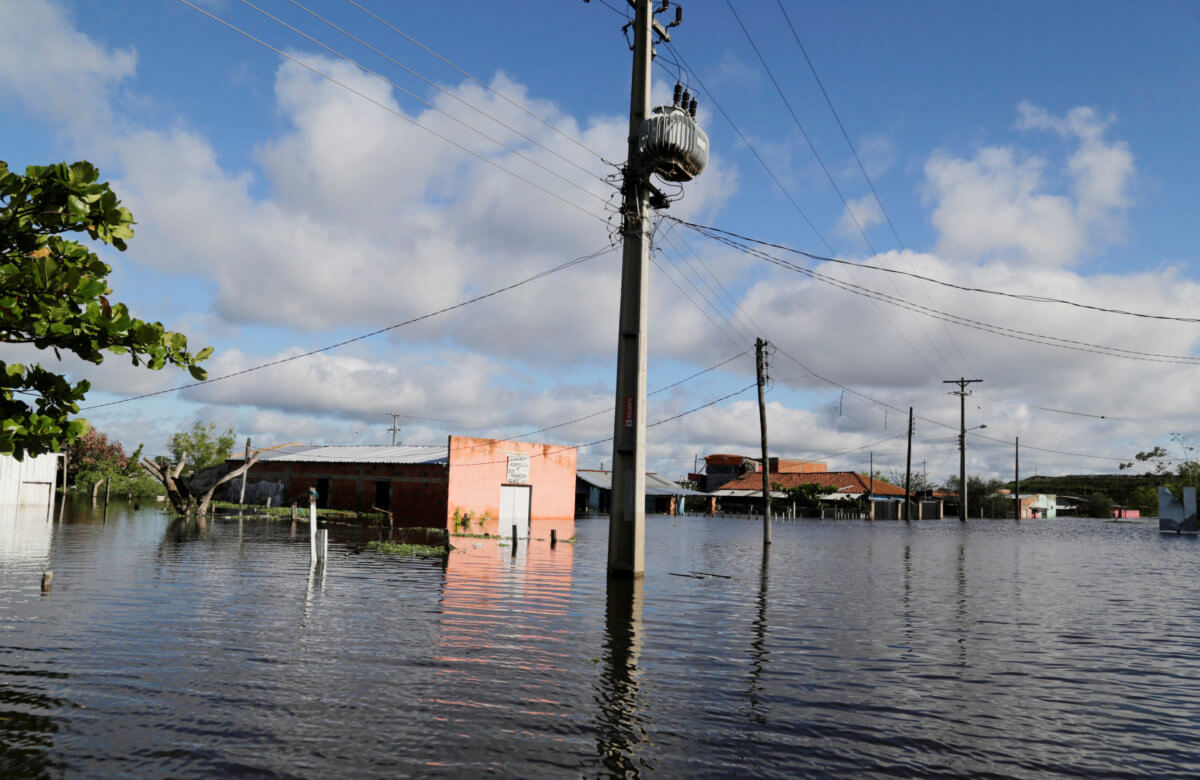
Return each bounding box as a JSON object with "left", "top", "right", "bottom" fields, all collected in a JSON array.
[
  {"left": 238, "top": 438, "right": 250, "bottom": 507},
  {"left": 607, "top": 0, "right": 656, "bottom": 577},
  {"left": 868, "top": 451, "right": 874, "bottom": 521},
  {"left": 1014, "top": 436, "right": 1020, "bottom": 521},
  {"left": 943, "top": 378, "right": 982, "bottom": 521},
  {"left": 386, "top": 412, "right": 403, "bottom": 446},
  {"left": 755, "top": 337, "right": 772, "bottom": 545},
  {"left": 904, "top": 407, "right": 913, "bottom": 523}
]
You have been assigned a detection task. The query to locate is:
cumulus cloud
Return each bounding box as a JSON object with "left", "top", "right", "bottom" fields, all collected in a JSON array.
[
  {"left": 0, "top": 0, "right": 136, "bottom": 130},
  {"left": 835, "top": 194, "right": 885, "bottom": 241},
  {"left": 926, "top": 102, "right": 1133, "bottom": 266}
]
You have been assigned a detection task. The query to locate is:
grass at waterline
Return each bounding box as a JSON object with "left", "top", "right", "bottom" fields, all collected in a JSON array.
[
  {"left": 366, "top": 540, "right": 449, "bottom": 557},
  {"left": 209, "top": 501, "right": 387, "bottom": 520}
]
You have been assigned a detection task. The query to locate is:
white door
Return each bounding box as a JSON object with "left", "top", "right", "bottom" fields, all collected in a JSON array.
[{"left": 499, "top": 485, "right": 531, "bottom": 540}]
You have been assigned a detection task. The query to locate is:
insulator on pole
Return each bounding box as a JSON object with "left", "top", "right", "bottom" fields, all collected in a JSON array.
[
  {"left": 688, "top": 97, "right": 698, "bottom": 118},
  {"left": 673, "top": 82, "right": 683, "bottom": 106}
]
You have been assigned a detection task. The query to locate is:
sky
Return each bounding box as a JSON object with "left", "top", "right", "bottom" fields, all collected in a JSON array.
[{"left": 3, "top": 0, "right": 1200, "bottom": 484}]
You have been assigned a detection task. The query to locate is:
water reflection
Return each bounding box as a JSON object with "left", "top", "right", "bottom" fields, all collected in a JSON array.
[
  {"left": 747, "top": 548, "right": 770, "bottom": 725},
  {"left": 0, "top": 503, "right": 53, "bottom": 562},
  {"left": 594, "top": 576, "right": 650, "bottom": 776}
]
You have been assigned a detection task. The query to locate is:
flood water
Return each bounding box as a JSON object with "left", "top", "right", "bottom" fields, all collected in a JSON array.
[{"left": 2, "top": 501, "right": 1199, "bottom": 777}]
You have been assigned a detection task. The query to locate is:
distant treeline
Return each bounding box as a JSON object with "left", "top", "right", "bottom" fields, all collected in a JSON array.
[{"left": 1002, "top": 473, "right": 1162, "bottom": 514}]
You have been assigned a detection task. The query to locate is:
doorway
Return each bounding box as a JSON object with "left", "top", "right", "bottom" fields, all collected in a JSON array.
[{"left": 499, "top": 485, "right": 531, "bottom": 540}]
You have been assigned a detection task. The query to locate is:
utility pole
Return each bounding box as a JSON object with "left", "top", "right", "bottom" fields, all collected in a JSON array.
[
  {"left": 608, "top": 0, "right": 655, "bottom": 577},
  {"left": 904, "top": 407, "right": 913, "bottom": 523},
  {"left": 755, "top": 337, "right": 772, "bottom": 545},
  {"left": 1014, "top": 436, "right": 1020, "bottom": 521},
  {"left": 868, "top": 451, "right": 874, "bottom": 521},
  {"left": 943, "top": 378, "right": 982, "bottom": 521},
  {"left": 386, "top": 413, "right": 403, "bottom": 446}
]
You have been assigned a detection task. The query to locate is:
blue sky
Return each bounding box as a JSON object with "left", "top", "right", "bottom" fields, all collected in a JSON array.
[{"left": 4, "top": 0, "right": 1200, "bottom": 482}]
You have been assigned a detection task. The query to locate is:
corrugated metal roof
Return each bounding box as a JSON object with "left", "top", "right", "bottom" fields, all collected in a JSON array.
[
  {"left": 231, "top": 445, "right": 447, "bottom": 464},
  {"left": 577, "top": 470, "right": 706, "bottom": 497}
]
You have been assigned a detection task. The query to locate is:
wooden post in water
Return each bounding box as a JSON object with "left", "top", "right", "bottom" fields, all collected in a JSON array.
[
  {"left": 291, "top": 502, "right": 298, "bottom": 522},
  {"left": 41, "top": 571, "right": 52, "bottom": 592},
  {"left": 551, "top": 528, "right": 558, "bottom": 547},
  {"left": 512, "top": 524, "right": 518, "bottom": 556},
  {"left": 104, "top": 476, "right": 111, "bottom": 505}
]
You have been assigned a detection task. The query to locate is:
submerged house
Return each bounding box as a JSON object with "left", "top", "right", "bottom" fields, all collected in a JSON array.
[
  {"left": 0, "top": 452, "right": 60, "bottom": 509},
  {"left": 697, "top": 453, "right": 827, "bottom": 492},
  {"left": 710, "top": 470, "right": 923, "bottom": 518},
  {"left": 228, "top": 436, "right": 577, "bottom": 538},
  {"left": 575, "top": 469, "right": 707, "bottom": 515}
]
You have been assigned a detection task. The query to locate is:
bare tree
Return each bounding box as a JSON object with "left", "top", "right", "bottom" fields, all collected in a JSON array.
[{"left": 141, "top": 451, "right": 259, "bottom": 515}]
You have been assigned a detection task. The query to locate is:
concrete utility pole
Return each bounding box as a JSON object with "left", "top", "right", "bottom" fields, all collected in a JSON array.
[
  {"left": 386, "top": 412, "right": 403, "bottom": 446},
  {"left": 904, "top": 407, "right": 913, "bottom": 523},
  {"left": 608, "top": 0, "right": 655, "bottom": 577},
  {"left": 943, "top": 378, "right": 982, "bottom": 521},
  {"left": 1014, "top": 436, "right": 1020, "bottom": 521},
  {"left": 755, "top": 337, "right": 772, "bottom": 545}
]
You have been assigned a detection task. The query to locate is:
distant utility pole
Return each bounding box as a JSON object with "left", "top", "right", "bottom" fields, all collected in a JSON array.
[
  {"left": 1014, "top": 436, "right": 1020, "bottom": 521},
  {"left": 943, "top": 378, "right": 982, "bottom": 521},
  {"left": 904, "top": 407, "right": 913, "bottom": 523},
  {"left": 756, "top": 337, "right": 772, "bottom": 545},
  {"left": 386, "top": 412, "right": 403, "bottom": 446}
]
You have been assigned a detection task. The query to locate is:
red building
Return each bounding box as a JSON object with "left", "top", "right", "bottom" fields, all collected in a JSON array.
[{"left": 229, "top": 436, "right": 577, "bottom": 537}]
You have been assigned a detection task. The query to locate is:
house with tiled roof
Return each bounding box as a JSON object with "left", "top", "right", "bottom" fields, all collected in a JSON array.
[
  {"left": 709, "top": 470, "right": 942, "bottom": 520},
  {"left": 712, "top": 470, "right": 907, "bottom": 499}
]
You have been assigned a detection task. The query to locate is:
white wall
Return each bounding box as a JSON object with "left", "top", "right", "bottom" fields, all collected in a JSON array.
[{"left": 0, "top": 452, "right": 60, "bottom": 505}]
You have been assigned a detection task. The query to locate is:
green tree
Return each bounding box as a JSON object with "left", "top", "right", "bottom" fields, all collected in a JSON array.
[
  {"left": 0, "top": 161, "right": 211, "bottom": 459},
  {"left": 782, "top": 482, "right": 824, "bottom": 514},
  {"left": 944, "top": 475, "right": 1006, "bottom": 517},
  {"left": 1085, "top": 492, "right": 1114, "bottom": 518},
  {"left": 66, "top": 427, "right": 162, "bottom": 499},
  {"left": 167, "top": 421, "right": 237, "bottom": 474}
]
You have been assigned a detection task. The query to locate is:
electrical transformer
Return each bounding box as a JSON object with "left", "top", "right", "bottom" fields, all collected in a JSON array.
[{"left": 638, "top": 100, "right": 708, "bottom": 183}]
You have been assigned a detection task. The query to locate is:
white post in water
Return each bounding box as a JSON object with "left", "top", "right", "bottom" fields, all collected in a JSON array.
[
  {"left": 309, "top": 488, "right": 318, "bottom": 565},
  {"left": 316, "top": 529, "right": 328, "bottom": 562}
]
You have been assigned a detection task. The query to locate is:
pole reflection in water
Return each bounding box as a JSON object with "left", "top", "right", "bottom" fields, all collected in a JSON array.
[
  {"left": 746, "top": 547, "right": 770, "bottom": 725},
  {"left": 594, "top": 576, "right": 651, "bottom": 776}
]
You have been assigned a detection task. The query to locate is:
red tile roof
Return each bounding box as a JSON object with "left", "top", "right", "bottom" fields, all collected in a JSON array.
[{"left": 715, "top": 471, "right": 908, "bottom": 496}]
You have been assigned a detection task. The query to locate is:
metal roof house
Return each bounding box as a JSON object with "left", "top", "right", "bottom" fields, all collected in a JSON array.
[
  {"left": 575, "top": 469, "right": 707, "bottom": 515},
  {"left": 228, "top": 436, "right": 577, "bottom": 539}
]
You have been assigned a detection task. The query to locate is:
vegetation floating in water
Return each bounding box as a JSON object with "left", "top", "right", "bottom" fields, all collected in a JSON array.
[{"left": 366, "top": 540, "right": 448, "bottom": 557}]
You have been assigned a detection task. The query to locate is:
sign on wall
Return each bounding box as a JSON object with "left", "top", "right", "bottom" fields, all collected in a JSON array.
[{"left": 506, "top": 454, "right": 530, "bottom": 484}]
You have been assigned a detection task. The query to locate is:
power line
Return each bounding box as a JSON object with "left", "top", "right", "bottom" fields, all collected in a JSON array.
[
  {"left": 80, "top": 245, "right": 614, "bottom": 410},
  {"left": 675, "top": 217, "right": 1200, "bottom": 324},
  {"left": 176, "top": 0, "right": 610, "bottom": 227},
  {"left": 238, "top": 0, "right": 611, "bottom": 207},
  {"left": 370, "top": 349, "right": 755, "bottom": 462},
  {"left": 772, "top": 345, "right": 1186, "bottom": 464},
  {"left": 772, "top": 0, "right": 975, "bottom": 376},
  {"left": 685, "top": 223, "right": 1200, "bottom": 366},
  {"left": 343, "top": 0, "right": 609, "bottom": 163}
]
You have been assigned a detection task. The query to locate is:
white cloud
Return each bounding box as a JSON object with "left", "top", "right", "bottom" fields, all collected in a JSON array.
[
  {"left": 926, "top": 102, "right": 1133, "bottom": 266},
  {"left": 0, "top": 0, "right": 136, "bottom": 130},
  {"left": 835, "top": 194, "right": 885, "bottom": 241}
]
